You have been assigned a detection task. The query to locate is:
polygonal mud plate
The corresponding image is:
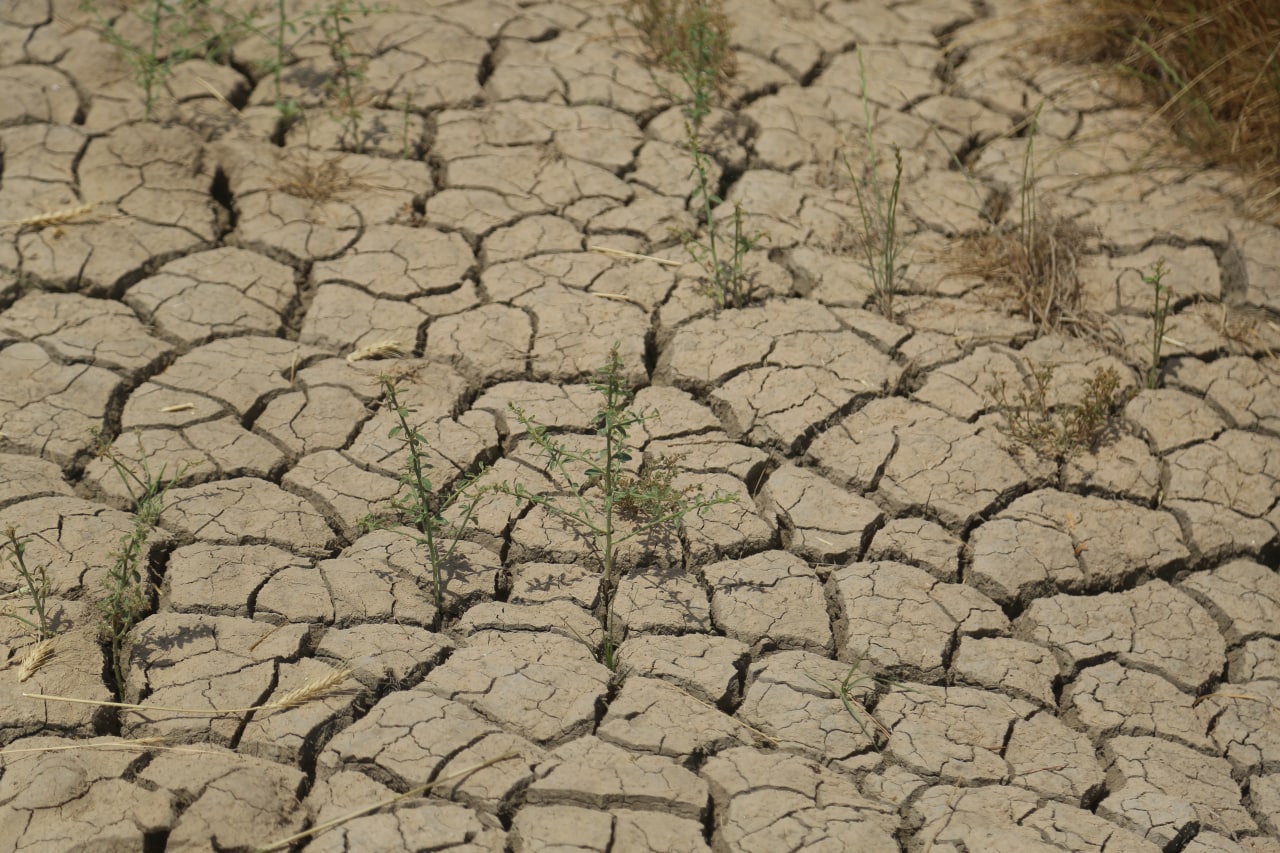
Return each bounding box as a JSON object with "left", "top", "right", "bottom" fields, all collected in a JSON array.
[
  {"left": 701, "top": 746, "right": 899, "bottom": 853},
  {"left": 317, "top": 688, "right": 542, "bottom": 815}
]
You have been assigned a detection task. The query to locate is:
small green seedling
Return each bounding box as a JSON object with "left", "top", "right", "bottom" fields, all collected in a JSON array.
[
  {"left": 359, "top": 378, "right": 487, "bottom": 625},
  {"left": 93, "top": 432, "right": 187, "bottom": 699},
  {"left": 846, "top": 47, "right": 909, "bottom": 322},
  {"left": 680, "top": 121, "right": 763, "bottom": 310},
  {"left": 313, "top": 0, "right": 376, "bottom": 152},
  {"left": 1145, "top": 260, "right": 1174, "bottom": 389},
  {"left": 805, "top": 652, "right": 908, "bottom": 749},
  {"left": 1, "top": 527, "right": 53, "bottom": 642},
  {"left": 81, "top": 0, "right": 251, "bottom": 120},
  {"left": 495, "top": 344, "right": 734, "bottom": 669}
]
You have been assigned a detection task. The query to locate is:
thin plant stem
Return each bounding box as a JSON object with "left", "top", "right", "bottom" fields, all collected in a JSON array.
[
  {"left": 847, "top": 46, "right": 909, "bottom": 321},
  {"left": 1, "top": 527, "right": 52, "bottom": 641},
  {"left": 1145, "top": 260, "right": 1173, "bottom": 388},
  {"left": 363, "top": 378, "right": 487, "bottom": 627},
  {"left": 496, "top": 344, "right": 733, "bottom": 668}
]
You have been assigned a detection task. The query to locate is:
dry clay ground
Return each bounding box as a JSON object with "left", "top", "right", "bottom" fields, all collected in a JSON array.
[{"left": 1, "top": 0, "right": 1280, "bottom": 850}]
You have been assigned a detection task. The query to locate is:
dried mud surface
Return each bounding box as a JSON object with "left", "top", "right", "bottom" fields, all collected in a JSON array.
[{"left": 1, "top": 0, "right": 1279, "bottom": 851}]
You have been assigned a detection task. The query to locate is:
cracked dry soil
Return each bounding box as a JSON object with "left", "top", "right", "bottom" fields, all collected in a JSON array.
[{"left": 1, "top": 0, "right": 1279, "bottom": 851}]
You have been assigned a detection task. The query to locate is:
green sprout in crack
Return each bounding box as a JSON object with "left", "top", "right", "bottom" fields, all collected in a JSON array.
[
  {"left": 93, "top": 430, "right": 187, "bottom": 700},
  {"left": 1, "top": 527, "right": 53, "bottom": 643},
  {"left": 1145, "top": 260, "right": 1174, "bottom": 389},
  {"left": 805, "top": 652, "right": 909, "bottom": 749},
  {"left": 494, "top": 343, "right": 735, "bottom": 669},
  {"left": 358, "top": 377, "right": 489, "bottom": 626},
  {"left": 988, "top": 361, "right": 1126, "bottom": 462}
]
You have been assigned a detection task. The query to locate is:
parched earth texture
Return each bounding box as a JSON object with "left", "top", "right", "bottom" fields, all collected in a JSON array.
[{"left": 1, "top": 0, "right": 1279, "bottom": 851}]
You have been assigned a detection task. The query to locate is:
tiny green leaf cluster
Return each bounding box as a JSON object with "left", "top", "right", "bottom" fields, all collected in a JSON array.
[
  {"left": 359, "top": 378, "right": 487, "bottom": 624},
  {"left": 495, "top": 344, "right": 734, "bottom": 669}
]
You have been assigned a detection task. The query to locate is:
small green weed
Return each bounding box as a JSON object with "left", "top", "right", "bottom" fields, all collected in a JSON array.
[
  {"left": 93, "top": 432, "right": 186, "bottom": 699},
  {"left": 358, "top": 378, "right": 487, "bottom": 624},
  {"left": 805, "top": 652, "right": 907, "bottom": 749},
  {"left": 679, "top": 121, "right": 762, "bottom": 310},
  {"left": 1, "top": 527, "right": 53, "bottom": 643},
  {"left": 314, "top": 0, "right": 375, "bottom": 152},
  {"left": 264, "top": 0, "right": 303, "bottom": 123},
  {"left": 625, "top": 0, "right": 735, "bottom": 128},
  {"left": 1144, "top": 260, "right": 1174, "bottom": 388},
  {"left": 988, "top": 361, "right": 1126, "bottom": 461},
  {"left": 80, "top": 0, "right": 249, "bottom": 120},
  {"left": 495, "top": 344, "right": 733, "bottom": 669},
  {"left": 845, "top": 47, "right": 909, "bottom": 322},
  {"left": 626, "top": 0, "right": 756, "bottom": 309}
]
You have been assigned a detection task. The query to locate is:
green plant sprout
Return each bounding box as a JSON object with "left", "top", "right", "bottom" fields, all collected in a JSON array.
[
  {"left": 268, "top": 0, "right": 303, "bottom": 122},
  {"left": 495, "top": 344, "right": 733, "bottom": 669},
  {"left": 680, "top": 122, "right": 763, "bottom": 310},
  {"left": 805, "top": 652, "right": 908, "bottom": 749},
  {"left": 1145, "top": 260, "right": 1174, "bottom": 389},
  {"left": 846, "top": 47, "right": 909, "bottom": 322},
  {"left": 359, "top": 378, "right": 488, "bottom": 624},
  {"left": 626, "top": 0, "right": 756, "bottom": 309},
  {"left": 400, "top": 95, "right": 415, "bottom": 159},
  {"left": 80, "top": 0, "right": 249, "bottom": 120},
  {"left": 314, "top": 0, "right": 375, "bottom": 152},
  {"left": 988, "top": 361, "right": 1125, "bottom": 462},
  {"left": 1, "top": 527, "right": 53, "bottom": 642},
  {"left": 93, "top": 432, "right": 187, "bottom": 699},
  {"left": 626, "top": 0, "right": 735, "bottom": 131}
]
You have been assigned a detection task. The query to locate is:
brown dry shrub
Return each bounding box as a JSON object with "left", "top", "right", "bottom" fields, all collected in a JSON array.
[{"left": 955, "top": 204, "right": 1094, "bottom": 335}]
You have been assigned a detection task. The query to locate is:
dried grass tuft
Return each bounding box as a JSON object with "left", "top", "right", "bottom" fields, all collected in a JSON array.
[
  {"left": 16, "top": 639, "right": 55, "bottom": 682},
  {"left": 346, "top": 339, "right": 404, "bottom": 362},
  {"left": 954, "top": 207, "right": 1094, "bottom": 334},
  {"left": 1041, "top": 0, "right": 1280, "bottom": 212},
  {"left": 0, "top": 203, "right": 95, "bottom": 231},
  {"left": 272, "top": 154, "right": 369, "bottom": 203},
  {"left": 269, "top": 667, "right": 354, "bottom": 710}
]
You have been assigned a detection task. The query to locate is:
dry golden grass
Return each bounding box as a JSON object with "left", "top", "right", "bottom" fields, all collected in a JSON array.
[
  {"left": 23, "top": 666, "right": 354, "bottom": 715},
  {"left": 346, "top": 339, "right": 404, "bottom": 362},
  {"left": 0, "top": 203, "right": 96, "bottom": 231},
  {"left": 272, "top": 154, "right": 368, "bottom": 203},
  {"left": 16, "top": 639, "right": 55, "bottom": 683},
  {"left": 1043, "top": 0, "right": 1280, "bottom": 209}
]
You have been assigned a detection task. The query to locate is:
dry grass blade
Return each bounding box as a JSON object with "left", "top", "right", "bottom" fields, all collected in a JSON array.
[
  {"left": 0, "top": 736, "right": 222, "bottom": 759},
  {"left": 588, "top": 244, "right": 683, "bottom": 266},
  {"left": 0, "top": 203, "right": 96, "bottom": 230},
  {"left": 16, "top": 639, "right": 55, "bottom": 682},
  {"left": 254, "top": 751, "right": 521, "bottom": 852},
  {"left": 346, "top": 339, "right": 404, "bottom": 362},
  {"left": 590, "top": 291, "right": 648, "bottom": 308},
  {"left": 23, "top": 666, "right": 354, "bottom": 715}
]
